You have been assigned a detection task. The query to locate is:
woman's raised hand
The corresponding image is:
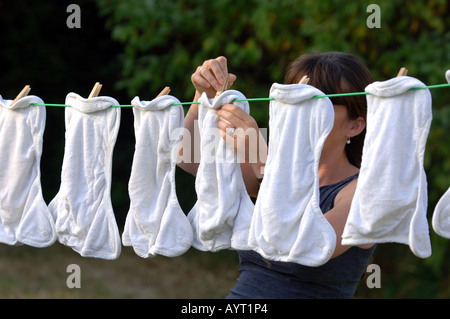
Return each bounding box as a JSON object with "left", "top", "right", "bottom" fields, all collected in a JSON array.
[{"left": 191, "top": 56, "right": 236, "bottom": 98}]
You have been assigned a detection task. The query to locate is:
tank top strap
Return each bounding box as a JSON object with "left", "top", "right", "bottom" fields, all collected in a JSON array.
[{"left": 319, "top": 173, "right": 359, "bottom": 213}]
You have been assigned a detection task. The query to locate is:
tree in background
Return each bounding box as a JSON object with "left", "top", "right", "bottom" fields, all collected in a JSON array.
[{"left": 97, "top": 0, "right": 449, "bottom": 118}]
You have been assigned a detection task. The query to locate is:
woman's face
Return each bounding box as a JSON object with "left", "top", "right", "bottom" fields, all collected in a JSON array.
[
  {"left": 324, "top": 104, "right": 352, "bottom": 149},
  {"left": 321, "top": 104, "right": 365, "bottom": 159}
]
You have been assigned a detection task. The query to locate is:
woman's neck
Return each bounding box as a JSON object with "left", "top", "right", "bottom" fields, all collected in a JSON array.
[{"left": 318, "top": 150, "right": 359, "bottom": 187}]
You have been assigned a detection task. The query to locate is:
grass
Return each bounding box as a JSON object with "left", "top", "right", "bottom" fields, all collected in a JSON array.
[
  {"left": 2, "top": 240, "right": 448, "bottom": 299},
  {"left": 0, "top": 242, "right": 239, "bottom": 299}
]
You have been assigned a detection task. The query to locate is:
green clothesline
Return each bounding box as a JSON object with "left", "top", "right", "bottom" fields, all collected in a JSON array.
[{"left": 30, "top": 83, "right": 450, "bottom": 108}]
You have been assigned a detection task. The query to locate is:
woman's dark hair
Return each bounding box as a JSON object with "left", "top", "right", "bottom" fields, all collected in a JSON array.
[{"left": 284, "top": 51, "right": 374, "bottom": 168}]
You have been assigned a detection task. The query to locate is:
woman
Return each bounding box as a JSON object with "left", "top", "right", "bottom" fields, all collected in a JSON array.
[{"left": 179, "top": 52, "right": 376, "bottom": 298}]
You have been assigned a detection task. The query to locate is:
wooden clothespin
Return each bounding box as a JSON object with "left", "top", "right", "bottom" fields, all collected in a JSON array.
[
  {"left": 88, "top": 82, "right": 103, "bottom": 98},
  {"left": 298, "top": 75, "right": 310, "bottom": 84},
  {"left": 156, "top": 86, "right": 171, "bottom": 98},
  {"left": 212, "top": 75, "right": 230, "bottom": 104},
  {"left": 11, "top": 85, "right": 31, "bottom": 106},
  {"left": 397, "top": 67, "right": 408, "bottom": 77}
]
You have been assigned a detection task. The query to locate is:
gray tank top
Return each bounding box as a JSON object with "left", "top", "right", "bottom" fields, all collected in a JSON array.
[{"left": 227, "top": 173, "right": 376, "bottom": 299}]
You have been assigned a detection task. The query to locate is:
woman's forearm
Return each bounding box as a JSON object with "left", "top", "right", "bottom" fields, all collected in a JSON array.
[{"left": 177, "top": 91, "right": 201, "bottom": 176}]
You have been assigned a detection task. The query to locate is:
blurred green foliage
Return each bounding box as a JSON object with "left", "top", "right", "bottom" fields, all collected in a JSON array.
[{"left": 97, "top": 0, "right": 449, "bottom": 121}]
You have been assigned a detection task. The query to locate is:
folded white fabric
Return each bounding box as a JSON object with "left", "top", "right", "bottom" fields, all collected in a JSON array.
[
  {"left": 431, "top": 71, "right": 450, "bottom": 239},
  {"left": 248, "top": 83, "right": 336, "bottom": 267},
  {"left": 48, "top": 93, "right": 121, "bottom": 259},
  {"left": 432, "top": 187, "right": 450, "bottom": 239},
  {"left": 188, "top": 90, "right": 254, "bottom": 252},
  {"left": 342, "top": 76, "right": 432, "bottom": 258},
  {"left": 0, "top": 95, "right": 56, "bottom": 247},
  {"left": 122, "top": 95, "right": 192, "bottom": 257}
]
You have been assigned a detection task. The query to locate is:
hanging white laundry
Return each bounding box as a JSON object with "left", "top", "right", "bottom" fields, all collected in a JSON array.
[
  {"left": 48, "top": 93, "right": 121, "bottom": 259},
  {"left": 122, "top": 95, "right": 192, "bottom": 258},
  {"left": 432, "top": 187, "right": 450, "bottom": 239},
  {"left": 248, "top": 83, "right": 336, "bottom": 267},
  {"left": 342, "top": 76, "right": 432, "bottom": 258},
  {"left": 188, "top": 90, "right": 254, "bottom": 252},
  {"left": 0, "top": 95, "right": 56, "bottom": 247},
  {"left": 431, "top": 70, "right": 450, "bottom": 239}
]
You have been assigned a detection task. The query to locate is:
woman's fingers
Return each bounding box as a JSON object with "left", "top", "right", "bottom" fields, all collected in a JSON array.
[
  {"left": 192, "top": 66, "right": 212, "bottom": 88},
  {"left": 191, "top": 56, "right": 237, "bottom": 98},
  {"left": 216, "top": 104, "right": 256, "bottom": 130},
  {"left": 216, "top": 103, "right": 268, "bottom": 178},
  {"left": 200, "top": 62, "right": 223, "bottom": 90},
  {"left": 205, "top": 56, "right": 228, "bottom": 86}
]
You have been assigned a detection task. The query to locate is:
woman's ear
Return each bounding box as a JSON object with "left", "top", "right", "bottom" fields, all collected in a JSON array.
[{"left": 348, "top": 117, "right": 366, "bottom": 138}]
